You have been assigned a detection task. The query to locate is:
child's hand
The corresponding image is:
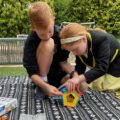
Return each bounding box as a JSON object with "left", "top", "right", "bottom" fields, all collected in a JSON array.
[
  {"left": 46, "top": 85, "right": 63, "bottom": 96},
  {"left": 69, "top": 72, "right": 81, "bottom": 84},
  {"left": 63, "top": 80, "right": 76, "bottom": 92},
  {"left": 77, "top": 81, "right": 88, "bottom": 93},
  {"left": 70, "top": 77, "right": 80, "bottom": 85},
  {"left": 70, "top": 74, "right": 88, "bottom": 93}
]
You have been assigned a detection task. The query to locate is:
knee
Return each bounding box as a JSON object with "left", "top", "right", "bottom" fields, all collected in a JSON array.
[
  {"left": 38, "top": 38, "right": 54, "bottom": 53},
  {"left": 45, "top": 38, "right": 55, "bottom": 51}
]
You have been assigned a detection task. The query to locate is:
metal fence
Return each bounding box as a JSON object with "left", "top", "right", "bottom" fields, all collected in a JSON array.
[
  {"left": 60, "top": 21, "right": 96, "bottom": 28},
  {"left": 0, "top": 38, "right": 26, "bottom": 65},
  {"left": 0, "top": 22, "right": 95, "bottom": 65}
]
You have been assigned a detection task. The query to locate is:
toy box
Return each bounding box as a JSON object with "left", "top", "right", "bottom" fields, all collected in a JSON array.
[{"left": 0, "top": 97, "right": 17, "bottom": 116}]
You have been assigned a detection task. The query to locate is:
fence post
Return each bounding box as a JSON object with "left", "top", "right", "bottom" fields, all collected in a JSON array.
[{"left": 0, "top": 38, "right": 26, "bottom": 65}]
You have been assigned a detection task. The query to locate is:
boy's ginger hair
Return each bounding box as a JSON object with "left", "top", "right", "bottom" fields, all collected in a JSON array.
[{"left": 28, "top": 1, "right": 54, "bottom": 30}]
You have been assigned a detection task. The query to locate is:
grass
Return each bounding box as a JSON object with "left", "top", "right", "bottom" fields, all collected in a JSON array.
[{"left": 0, "top": 67, "right": 27, "bottom": 76}]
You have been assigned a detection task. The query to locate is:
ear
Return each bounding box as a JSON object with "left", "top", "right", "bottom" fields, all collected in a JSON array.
[
  {"left": 31, "top": 27, "right": 36, "bottom": 32},
  {"left": 30, "top": 24, "right": 36, "bottom": 31},
  {"left": 32, "top": 29, "right": 35, "bottom": 32}
]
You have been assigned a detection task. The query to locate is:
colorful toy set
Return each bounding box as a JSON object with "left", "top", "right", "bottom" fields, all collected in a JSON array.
[
  {"left": 52, "top": 85, "right": 83, "bottom": 107},
  {"left": 0, "top": 97, "right": 17, "bottom": 116}
]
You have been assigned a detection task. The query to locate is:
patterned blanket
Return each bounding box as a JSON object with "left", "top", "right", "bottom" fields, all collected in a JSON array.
[{"left": 0, "top": 76, "right": 120, "bottom": 120}]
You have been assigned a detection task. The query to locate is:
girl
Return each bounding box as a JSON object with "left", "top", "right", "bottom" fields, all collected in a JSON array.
[{"left": 60, "top": 23, "right": 120, "bottom": 93}]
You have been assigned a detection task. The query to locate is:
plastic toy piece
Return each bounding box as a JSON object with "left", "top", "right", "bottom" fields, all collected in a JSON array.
[
  {"left": 63, "top": 91, "right": 79, "bottom": 107},
  {"left": 58, "top": 85, "right": 67, "bottom": 93},
  {"left": 52, "top": 96, "right": 63, "bottom": 100},
  {"left": 51, "top": 85, "right": 67, "bottom": 101},
  {"left": 75, "top": 86, "right": 83, "bottom": 96}
]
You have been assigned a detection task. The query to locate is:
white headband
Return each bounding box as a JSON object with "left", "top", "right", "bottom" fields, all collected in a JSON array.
[{"left": 61, "top": 36, "right": 84, "bottom": 44}]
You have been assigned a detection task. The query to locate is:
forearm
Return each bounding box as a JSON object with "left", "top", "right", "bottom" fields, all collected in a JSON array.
[
  {"left": 36, "top": 38, "right": 54, "bottom": 76},
  {"left": 60, "top": 61, "right": 74, "bottom": 74},
  {"left": 60, "top": 61, "right": 86, "bottom": 86},
  {"left": 79, "top": 74, "right": 86, "bottom": 83}
]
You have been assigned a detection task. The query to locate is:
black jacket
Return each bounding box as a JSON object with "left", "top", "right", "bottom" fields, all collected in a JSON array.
[
  {"left": 23, "top": 26, "right": 69, "bottom": 77},
  {"left": 75, "top": 30, "right": 120, "bottom": 83}
]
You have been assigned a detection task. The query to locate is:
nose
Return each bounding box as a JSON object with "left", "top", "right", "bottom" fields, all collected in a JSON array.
[
  {"left": 72, "top": 51, "right": 77, "bottom": 55},
  {"left": 72, "top": 49, "right": 78, "bottom": 55},
  {"left": 49, "top": 31, "right": 53, "bottom": 38}
]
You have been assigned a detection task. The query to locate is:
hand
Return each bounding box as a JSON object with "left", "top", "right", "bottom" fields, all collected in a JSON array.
[
  {"left": 63, "top": 80, "right": 76, "bottom": 92},
  {"left": 71, "top": 74, "right": 86, "bottom": 85},
  {"left": 63, "top": 74, "right": 87, "bottom": 92},
  {"left": 70, "top": 77, "right": 80, "bottom": 85},
  {"left": 45, "top": 84, "right": 63, "bottom": 96},
  {"left": 77, "top": 81, "right": 88, "bottom": 93},
  {"left": 69, "top": 71, "right": 81, "bottom": 84}
]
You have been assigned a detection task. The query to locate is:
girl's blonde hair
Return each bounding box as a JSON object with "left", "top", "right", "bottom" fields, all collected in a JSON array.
[
  {"left": 60, "top": 23, "right": 87, "bottom": 39},
  {"left": 28, "top": 1, "right": 54, "bottom": 30},
  {"left": 60, "top": 23, "right": 87, "bottom": 48}
]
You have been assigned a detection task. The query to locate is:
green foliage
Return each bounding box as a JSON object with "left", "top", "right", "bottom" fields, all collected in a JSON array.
[
  {"left": 0, "top": 0, "right": 54, "bottom": 37},
  {"left": 66, "top": 0, "right": 120, "bottom": 35},
  {"left": 54, "top": 0, "right": 72, "bottom": 25},
  {"left": 0, "top": 0, "right": 29, "bottom": 37},
  {"left": 0, "top": 0, "right": 120, "bottom": 36}
]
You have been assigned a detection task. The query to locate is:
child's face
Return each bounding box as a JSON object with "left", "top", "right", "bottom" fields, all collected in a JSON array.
[
  {"left": 34, "top": 21, "right": 54, "bottom": 41},
  {"left": 64, "top": 38, "right": 87, "bottom": 56}
]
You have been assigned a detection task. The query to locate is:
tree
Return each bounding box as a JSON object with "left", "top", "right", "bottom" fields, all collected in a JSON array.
[
  {"left": 54, "top": 0, "right": 72, "bottom": 25},
  {"left": 0, "top": 0, "right": 120, "bottom": 36},
  {"left": 0, "top": 0, "right": 54, "bottom": 37},
  {"left": 0, "top": 0, "right": 29, "bottom": 37},
  {"left": 66, "top": 0, "right": 120, "bottom": 35}
]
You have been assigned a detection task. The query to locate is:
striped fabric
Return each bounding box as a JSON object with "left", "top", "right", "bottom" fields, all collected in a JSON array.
[{"left": 0, "top": 76, "right": 120, "bottom": 120}]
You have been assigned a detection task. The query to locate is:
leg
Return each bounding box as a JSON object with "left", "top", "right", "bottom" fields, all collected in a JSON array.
[
  {"left": 35, "top": 38, "right": 54, "bottom": 99},
  {"left": 36, "top": 38, "right": 54, "bottom": 76}
]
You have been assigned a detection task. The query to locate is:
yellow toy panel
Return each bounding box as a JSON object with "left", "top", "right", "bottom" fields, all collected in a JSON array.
[{"left": 63, "top": 92, "right": 79, "bottom": 107}]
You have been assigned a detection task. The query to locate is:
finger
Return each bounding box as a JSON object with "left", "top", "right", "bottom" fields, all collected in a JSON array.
[
  {"left": 66, "top": 82, "right": 70, "bottom": 92},
  {"left": 72, "top": 83, "right": 76, "bottom": 91},
  {"left": 52, "top": 89, "right": 63, "bottom": 96},
  {"left": 69, "top": 82, "right": 73, "bottom": 93},
  {"left": 70, "top": 82, "right": 75, "bottom": 92},
  {"left": 52, "top": 91, "right": 63, "bottom": 96},
  {"left": 67, "top": 82, "right": 73, "bottom": 93}
]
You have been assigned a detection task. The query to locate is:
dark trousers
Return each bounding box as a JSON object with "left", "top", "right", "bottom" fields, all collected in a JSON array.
[{"left": 48, "top": 70, "right": 67, "bottom": 88}]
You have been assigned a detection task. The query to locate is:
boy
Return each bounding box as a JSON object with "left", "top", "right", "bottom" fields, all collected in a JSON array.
[
  {"left": 60, "top": 23, "right": 120, "bottom": 92},
  {"left": 23, "top": 2, "right": 82, "bottom": 97}
]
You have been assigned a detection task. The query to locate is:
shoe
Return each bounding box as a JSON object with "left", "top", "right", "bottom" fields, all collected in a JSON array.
[{"left": 35, "top": 86, "right": 48, "bottom": 100}]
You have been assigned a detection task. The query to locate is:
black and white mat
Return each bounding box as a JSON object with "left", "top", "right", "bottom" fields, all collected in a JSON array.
[{"left": 0, "top": 76, "right": 120, "bottom": 120}]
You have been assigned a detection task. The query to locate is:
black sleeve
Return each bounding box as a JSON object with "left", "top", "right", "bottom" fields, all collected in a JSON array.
[
  {"left": 23, "top": 33, "right": 39, "bottom": 77},
  {"left": 75, "top": 56, "right": 86, "bottom": 74},
  {"left": 57, "top": 46, "right": 69, "bottom": 62},
  {"left": 84, "top": 39, "right": 110, "bottom": 83},
  {"left": 53, "top": 25, "right": 69, "bottom": 62}
]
